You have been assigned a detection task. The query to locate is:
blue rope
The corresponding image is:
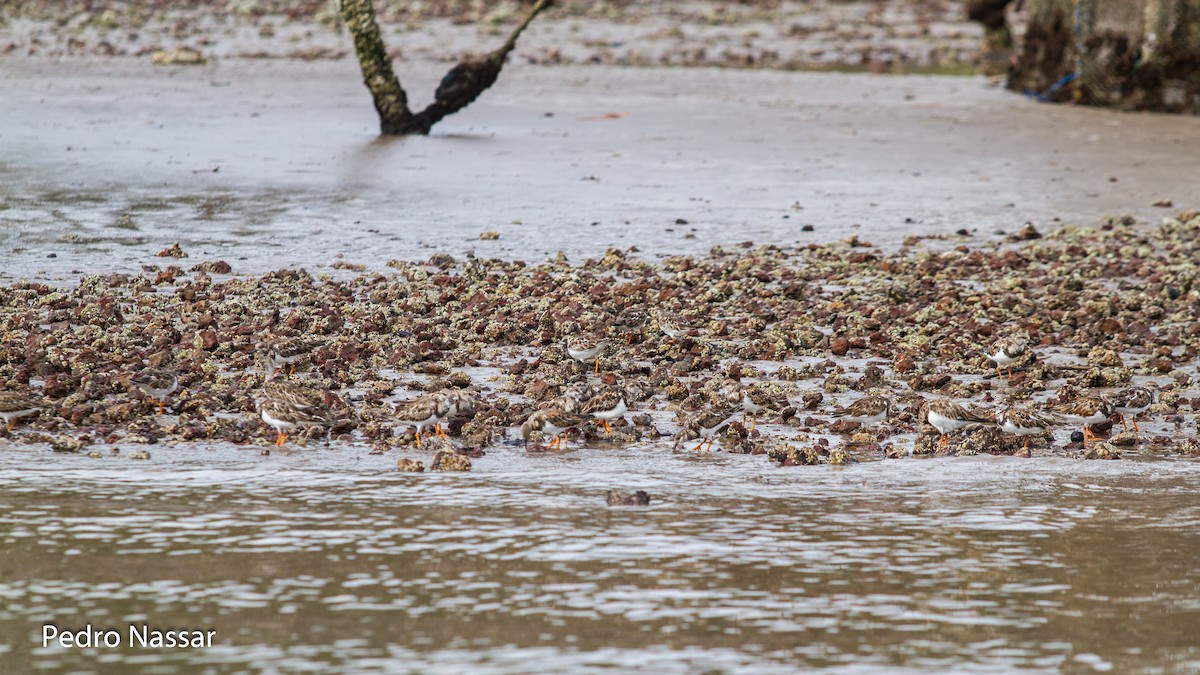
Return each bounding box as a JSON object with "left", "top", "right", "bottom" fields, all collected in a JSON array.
[{"left": 1024, "top": 72, "right": 1077, "bottom": 102}]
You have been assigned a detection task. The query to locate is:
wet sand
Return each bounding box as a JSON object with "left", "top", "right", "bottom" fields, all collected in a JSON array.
[{"left": 3, "top": 57, "right": 1200, "bottom": 283}]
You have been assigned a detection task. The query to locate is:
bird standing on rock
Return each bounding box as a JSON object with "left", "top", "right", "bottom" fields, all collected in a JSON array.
[
  {"left": 925, "top": 399, "right": 995, "bottom": 450},
  {"left": 0, "top": 391, "right": 50, "bottom": 431},
  {"left": 129, "top": 368, "right": 181, "bottom": 416},
  {"left": 1111, "top": 383, "right": 1158, "bottom": 432},
  {"left": 988, "top": 333, "right": 1030, "bottom": 381}
]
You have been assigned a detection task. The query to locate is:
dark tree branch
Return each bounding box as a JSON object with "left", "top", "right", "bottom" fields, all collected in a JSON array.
[{"left": 338, "top": 0, "right": 553, "bottom": 136}]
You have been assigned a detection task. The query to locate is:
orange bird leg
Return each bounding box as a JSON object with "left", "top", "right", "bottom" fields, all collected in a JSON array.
[
  {"left": 288, "top": 365, "right": 296, "bottom": 376},
  {"left": 748, "top": 416, "right": 757, "bottom": 431},
  {"left": 159, "top": 400, "right": 165, "bottom": 415},
  {"left": 1132, "top": 418, "right": 1140, "bottom": 432},
  {"left": 1118, "top": 414, "right": 1128, "bottom": 430},
  {"left": 938, "top": 434, "right": 947, "bottom": 449},
  {"left": 996, "top": 366, "right": 1004, "bottom": 381},
  {"left": 626, "top": 334, "right": 633, "bottom": 345},
  {"left": 414, "top": 431, "right": 422, "bottom": 448},
  {"left": 1023, "top": 436, "right": 1031, "bottom": 449},
  {"left": 692, "top": 439, "right": 706, "bottom": 452},
  {"left": 594, "top": 357, "right": 600, "bottom": 374},
  {"left": 601, "top": 420, "right": 612, "bottom": 432},
  {"left": 6, "top": 422, "right": 14, "bottom": 432}
]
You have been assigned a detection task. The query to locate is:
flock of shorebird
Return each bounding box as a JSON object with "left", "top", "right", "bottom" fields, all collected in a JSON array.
[{"left": 0, "top": 321, "right": 1160, "bottom": 454}]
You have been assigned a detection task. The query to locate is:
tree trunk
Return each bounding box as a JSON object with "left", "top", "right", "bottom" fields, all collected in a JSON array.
[
  {"left": 337, "top": 0, "right": 417, "bottom": 134},
  {"left": 1008, "top": 0, "right": 1200, "bottom": 112},
  {"left": 337, "top": 0, "right": 553, "bottom": 136}
]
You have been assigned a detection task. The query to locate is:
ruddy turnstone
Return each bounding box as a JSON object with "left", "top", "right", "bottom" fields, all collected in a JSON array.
[
  {"left": 925, "top": 399, "right": 994, "bottom": 449},
  {"left": 0, "top": 391, "right": 49, "bottom": 431},
  {"left": 996, "top": 406, "right": 1054, "bottom": 449},
  {"left": 579, "top": 387, "right": 629, "bottom": 432},
  {"left": 676, "top": 405, "right": 741, "bottom": 452},
  {"left": 436, "top": 390, "right": 477, "bottom": 436},
  {"left": 737, "top": 383, "right": 787, "bottom": 430},
  {"left": 260, "top": 397, "right": 330, "bottom": 447},
  {"left": 566, "top": 337, "right": 609, "bottom": 374},
  {"left": 262, "top": 364, "right": 325, "bottom": 412},
  {"left": 655, "top": 311, "right": 694, "bottom": 340},
  {"left": 129, "top": 368, "right": 181, "bottom": 415},
  {"left": 1110, "top": 383, "right": 1158, "bottom": 432},
  {"left": 542, "top": 382, "right": 595, "bottom": 415},
  {"left": 394, "top": 394, "right": 451, "bottom": 448},
  {"left": 832, "top": 394, "right": 893, "bottom": 429},
  {"left": 264, "top": 337, "right": 316, "bottom": 376},
  {"left": 520, "top": 406, "right": 587, "bottom": 450},
  {"left": 988, "top": 334, "right": 1029, "bottom": 381},
  {"left": 615, "top": 307, "right": 648, "bottom": 344},
  {"left": 1047, "top": 396, "right": 1113, "bottom": 444}
]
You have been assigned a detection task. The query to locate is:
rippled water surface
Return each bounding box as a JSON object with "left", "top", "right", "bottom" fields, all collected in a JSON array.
[{"left": 3, "top": 443, "right": 1199, "bottom": 672}]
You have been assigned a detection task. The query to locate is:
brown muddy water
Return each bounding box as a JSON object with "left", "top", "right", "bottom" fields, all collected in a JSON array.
[
  {"left": 4, "top": 58, "right": 1200, "bottom": 672},
  {"left": 3, "top": 444, "right": 1200, "bottom": 672}
]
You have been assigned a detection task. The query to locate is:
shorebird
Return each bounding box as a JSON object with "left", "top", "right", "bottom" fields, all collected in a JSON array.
[
  {"left": 0, "top": 391, "right": 49, "bottom": 431},
  {"left": 615, "top": 307, "right": 648, "bottom": 344},
  {"left": 1110, "top": 383, "right": 1157, "bottom": 432},
  {"left": 579, "top": 386, "right": 629, "bottom": 432},
  {"left": 832, "top": 394, "right": 893, "bottom": 430},
  {"left": 566, "top": 337, "right": 608, "bottom": 374},
  {"left": 997, "top": 406, "right": 1055, "bottom": 449},
  {"left": 1047, "top": 396, "right": 1113, "bottom": 444},
  {"left": 264, "top": 337, "right": 316, "bottom": 376},
  {"left": 521, "top": 407, "right": 587, "bottom": 450},
  {"left": 733, "top": 383, "right": 787, "bottom": 431},
  {"left": 988, "top": 333, "right": 1030, "bottom": 381},
  {"left": 925, "top": 399, "right": 994, "bottom": 449},
  {"left": 394, "top": 394, "right": 452, "bottom": 448},
  {"left": 259, "top": 397, "right": 330, "bottom": 447},
  {"left": 129, "top": 368, "right": 181, "bottom": 415},
  {"left": 676, "top": 405, "right": 741, "bottom": 453}
]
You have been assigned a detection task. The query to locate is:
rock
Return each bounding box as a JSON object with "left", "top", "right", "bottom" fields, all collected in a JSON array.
[
  {"left": 431, "top": 450, "right": 471, "bottom": 472},
  {"left": 830, "top": 337, "right": 850, "bottom": 356},
  {"left": 86, "top": 449, "right": 104, "bottom": 458},
  {"left": 605, "top": 489, "right": 651, "bottom": 506},
  {"left": 1109, "top": 431, "right": 1139, "bottom": 447},
  {"left": 447, "top": 371, "right": 472, "bottom": 388},
  {"left": 479, "top": 231, "right": 501, "bottom": 240},
  {"left": 155, "top": 242, "right": 188, "bottom": 258},
  {"left": 190, "top": 260, "right": 232, "bottom": 274},
  {"left": 396, "top": 457, "right": 425, "bottom": 472},
  {"left": 1009, "top": 222, "right": 1042, "bottom": 241},
  {"left": 1152, "top": 198, "right": 1173, "bottom": 208},
  {"left": 1087, "top": 346, "right": 1124, "bottom": 368},
  {"left": 799, "top": 391, "right": 824, "bottom": 410},
  {"left": 957, "top": 426, "right": 1006, "bottom": 455},
  {"left": 49, "top": 435, "right": 83, "bottom": 453},
  {"left": 827, "top": 449, "right": 854, "bottom": 464},
  {"left": 1079, "top": 442, "right": 1120, "bottom": 460},
  {"left": 769, "top": 441, "right": 821, "bottom": 466},
  {"left": 127, "top": 448, "right": 151, "bottom": 460},
  {"left": 151, "top": 48, "right": 206, "bottom": 65}
]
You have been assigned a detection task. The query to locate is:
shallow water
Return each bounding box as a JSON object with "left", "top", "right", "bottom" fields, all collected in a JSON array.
[
  {"left": 2, "top": 442, "right": 1200, "bottom": 672},
  {"left": 4, "top": 59, "right": 1200, "bottom": 283}
]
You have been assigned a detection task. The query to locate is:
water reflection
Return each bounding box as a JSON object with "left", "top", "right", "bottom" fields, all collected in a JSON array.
[{"left": 1, "top": 446, "right": 1199, "bottom": 672}]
